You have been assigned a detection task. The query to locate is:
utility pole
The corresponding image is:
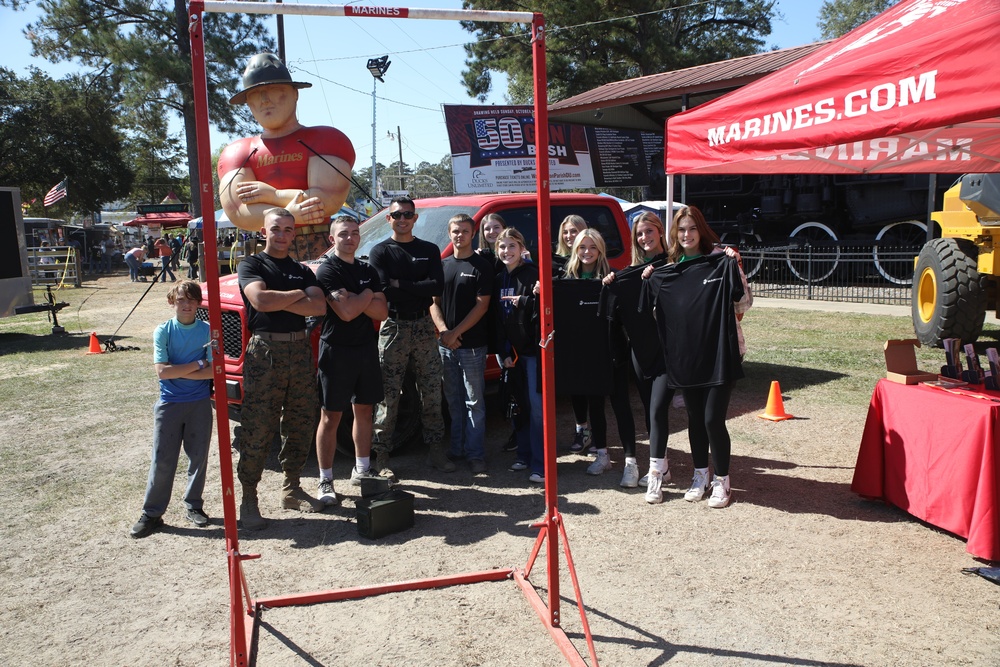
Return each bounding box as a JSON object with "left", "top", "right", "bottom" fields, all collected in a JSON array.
[
  {"left": 276, "top": 0, "right": 285, "bottom": 62},
  {"left": 397, "top": 126, "right": 405, "bottom": 191}
]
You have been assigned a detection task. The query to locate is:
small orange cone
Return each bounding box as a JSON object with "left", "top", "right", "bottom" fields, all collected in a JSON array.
[
  {"left": 87, "top": 332, "right": 104, "bottom": 355},
  {"left": 758, "top": 380, "right": 793, "bottom": 421}
]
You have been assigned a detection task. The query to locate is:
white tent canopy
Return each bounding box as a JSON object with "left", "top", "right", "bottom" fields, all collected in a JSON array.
[{"left": 188, "top": 209, "right": 235, "bottom": 230}]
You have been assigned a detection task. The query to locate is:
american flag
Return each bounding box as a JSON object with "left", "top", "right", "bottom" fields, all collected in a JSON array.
[{"left": 43, "top": 179, "right": 67, "bottom": 207}]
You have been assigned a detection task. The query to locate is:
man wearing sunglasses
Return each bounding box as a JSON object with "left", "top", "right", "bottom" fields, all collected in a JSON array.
[{"left": 368, "top": 196, "right": 455, "bottom": 482}]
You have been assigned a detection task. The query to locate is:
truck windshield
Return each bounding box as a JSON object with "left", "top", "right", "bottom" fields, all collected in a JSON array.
[{"left": 357, "top": 205, "right": 479, "bottom": 259}]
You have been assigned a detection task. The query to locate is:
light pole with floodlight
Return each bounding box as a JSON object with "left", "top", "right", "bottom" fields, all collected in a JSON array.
[{"left": 367, "top": 55, "right": 391, "bottom": 206}]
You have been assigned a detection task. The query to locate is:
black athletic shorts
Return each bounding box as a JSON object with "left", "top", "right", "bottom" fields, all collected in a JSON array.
[{"left": 317, "top": 342, "right": 384, "bottom": 412}]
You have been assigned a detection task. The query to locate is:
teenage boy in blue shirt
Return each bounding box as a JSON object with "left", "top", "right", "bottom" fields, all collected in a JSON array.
[{"left": 130, "top": 280, "right": 215, "bottom": 538}]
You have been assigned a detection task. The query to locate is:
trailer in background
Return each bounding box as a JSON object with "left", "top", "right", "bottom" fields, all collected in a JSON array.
[{"left": 1, "top": 187, "right": 68, "bottom": 333}]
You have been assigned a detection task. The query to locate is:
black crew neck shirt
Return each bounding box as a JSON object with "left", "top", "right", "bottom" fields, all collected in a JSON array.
[
  {"left": 238, "top": 252, "right": 318, "bottom": 333},
  {"left": 441, "top": 253, "right": 494, "bottom": 349},
  {"left": 315, "top": 254, "right": 382, "bottom": 346},
  {"left": 368, "top": 237, "right": 443, "bottom": 314}
]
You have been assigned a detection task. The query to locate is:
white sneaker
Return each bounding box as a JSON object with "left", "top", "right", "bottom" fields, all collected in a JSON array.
[
  {"left": 349, "top": 467, "right": 372, "bottom": 487},
  {"left": 620, "top": 461, "right": 640, "bottom": 488},
  {"left": 684, "top": 469, "right": 711, "bottom": 502},
  {"left": 671, "top": 393, "right": 685, "bottom": 409},
  {"left": 317, "top": 478, "right": 338, "bottom": 506},
  {"left": 707, "top": 476, "right": 732, "bottom": 508},
  {"left": 639, "top": 468, "right": 670, "bottom": 487},
  {"left": 586, "top": 451, "right": 612, "bottom": 476},
  {"left": 645, "top": 469, "right": 664, "bottom": 504}
]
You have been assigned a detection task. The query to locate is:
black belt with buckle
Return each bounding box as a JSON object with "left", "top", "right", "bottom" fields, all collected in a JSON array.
[
  {"left": 253, "top": 330, "right": 308, "bottom": 342},
  {"left": 388, "top": 310, "right": 426, "bottom": 321}
]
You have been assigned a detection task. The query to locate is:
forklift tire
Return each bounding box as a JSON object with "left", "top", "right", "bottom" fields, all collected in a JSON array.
[{"left": 911, "top": 237, "right": 986, "bottom": 347}]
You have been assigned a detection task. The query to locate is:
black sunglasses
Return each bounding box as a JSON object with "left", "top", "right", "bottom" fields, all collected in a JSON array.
[{"left": 389, "top": 211, "right": 416, "bottom": 220}]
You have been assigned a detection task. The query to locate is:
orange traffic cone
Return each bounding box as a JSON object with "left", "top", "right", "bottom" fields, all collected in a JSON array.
[
  {"left": 87, "top": 332, "right": 103, "bottom": 355},
  {"left": 758, "top": 380, "right": 793, "bottom": 421}
]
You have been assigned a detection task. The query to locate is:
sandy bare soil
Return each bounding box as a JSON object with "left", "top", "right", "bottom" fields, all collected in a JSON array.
[{"left": 1, "top": 274, "right": 998, "bottom": 667}]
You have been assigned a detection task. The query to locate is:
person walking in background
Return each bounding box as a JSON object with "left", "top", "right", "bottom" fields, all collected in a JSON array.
[
  {"left": 641, "top": 205, "right": 751, "bottom": 509},
  {"left": 431, "top": 214, "right": 494, "bottom": 474},
  {"left": 184, "top": 235, "right": 201, "bottom": 280},
  {"left": 170, "top": 234, "right": 183, "bottom": 271},
  {"left": 368, "top": 196, "right": 453, "bottom": 481},
  {"left": 236, "top": 208, "right": 328, "bottom": 531},
  {"left": 154, "top": 236, "right": 176, "bottom": 283},
  {"left": 495, "top": 228, "right": 543, "bottom": 484},
  {"left": 130, "top": 280, "right": 214, "bottom": 538},
  {"left": 313, "top": 215, "right": 387, "bottom": 505}
]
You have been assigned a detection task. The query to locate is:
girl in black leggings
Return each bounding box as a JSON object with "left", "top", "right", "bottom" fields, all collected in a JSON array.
[
  {"left": 659, "top": 206, "right": 751, "bottom": 508},
  {"left": 562, "top": 229, "right": 636, "bottom": 477},
  {"left": 603, "top": 211, "right": 672, "bottom": 495}
]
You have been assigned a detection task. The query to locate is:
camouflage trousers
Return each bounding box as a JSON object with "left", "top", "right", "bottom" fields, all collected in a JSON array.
[
  {"left": 372, "top": 315, "right": 444, "bottom": 453},
  {"left": 237, "top": 335, "right": 318, "bottom": 488}
]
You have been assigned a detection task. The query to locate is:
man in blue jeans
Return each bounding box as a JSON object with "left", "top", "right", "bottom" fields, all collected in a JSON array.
[{"left": 430, "top": 214, "right": 494, "bottom": 474}]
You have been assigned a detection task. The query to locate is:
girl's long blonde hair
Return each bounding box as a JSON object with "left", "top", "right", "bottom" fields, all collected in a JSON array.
[
  {"left": 630, "top": 211, "right": 666, "bottom": 266},
  {"left": 564, "top": 228, "right": 610, "bottom": 279},
  {"left": 555, "top": 214, "right": 588, "bottom": 257}
]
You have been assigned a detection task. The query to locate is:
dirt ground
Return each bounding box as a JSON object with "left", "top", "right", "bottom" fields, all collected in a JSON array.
[{"left": 1, "top": 274, "right": 998, "bottom": 667}]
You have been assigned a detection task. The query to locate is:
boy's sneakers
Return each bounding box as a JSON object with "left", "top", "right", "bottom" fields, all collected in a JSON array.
[
  {"left": 186, "top": 508, "right": 209, "bottom": 527},
  {"left": 645, "top": 469, "right": 664, "bottom": 504},
  {"left": 569, "top": 428, "right": 592, "bottom": 453},
  {"left": 130, "top": 512, "right": 163, "bottom": 539},
  {"left": 350, "top": 467, "right": 375, "bottom": 487},
  {"left": 586, "top": 451, "right": 612, "bottom": 476},
  {"left": 528, "top": 472, "right": 544, "bottom": 484},
  {"left": 620, "top": 461, "right": 640, "bottom": 488},
  {"left": 317, "top": 478, "right": 338, "bottom": 506},
  {"left": 707, "top": 475, "right": 732, "bottom": 508},
  {"left": 509, "top": 460, "right": 528, "bottom": 472},
  {"left": 684, "top": 469, "right": 711, "bottom": 502}
]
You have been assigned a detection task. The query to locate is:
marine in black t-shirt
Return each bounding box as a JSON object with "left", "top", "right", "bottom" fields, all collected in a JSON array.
[
  {"left": 237, "top": 252, "right": 319, "bottom": 333},
  {"left": 368, "top": 237, "right": 443, "bottom": 316},
  {"left": 315, "top": 255, "right": 382, "bottom": 346}
]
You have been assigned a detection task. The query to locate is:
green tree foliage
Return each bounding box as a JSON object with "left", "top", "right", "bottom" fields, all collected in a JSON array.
[
  {"left": 0, "top": 67, "right": 133, "bottom": 215},
  {"left": 2, "top": 0, "right": 274, "bottom": 215},
  {"left": 818, "top": 0, "right": 901, "bottom": 39},
  {"left": 461, "top": 0, "right": 776, "bottom": 103}
]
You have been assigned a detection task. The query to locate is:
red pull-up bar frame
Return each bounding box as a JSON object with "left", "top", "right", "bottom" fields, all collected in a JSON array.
[{"left": 188, "top": 3, "right": 596, "bottom": 665}]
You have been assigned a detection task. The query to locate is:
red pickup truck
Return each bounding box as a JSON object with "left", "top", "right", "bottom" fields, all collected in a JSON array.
[{"left": 199, "top": 192, "right": 633, "bottom": 447}]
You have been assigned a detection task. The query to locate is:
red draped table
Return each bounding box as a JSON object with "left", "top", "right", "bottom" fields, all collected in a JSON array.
[{"left": 853, "top": 379, "right": 1000, "bottom": 561}]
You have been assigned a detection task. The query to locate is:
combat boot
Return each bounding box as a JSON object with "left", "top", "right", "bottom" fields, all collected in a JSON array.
[
  {"left": 426, "top": 443, "right": 457, "bottom": 473},
  {"left": 281, "top": 475, "right": 325, "bottom": 513},
  {"left": 374, "top": 447, "right": 398, "bottom": 484},
  {"left": 239, "top": 486, "right": 267, "bottom": 531}
]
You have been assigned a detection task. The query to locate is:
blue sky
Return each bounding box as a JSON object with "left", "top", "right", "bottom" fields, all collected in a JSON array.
[{"left": 1, "top": 1, "right": 826, "bottom": 169}]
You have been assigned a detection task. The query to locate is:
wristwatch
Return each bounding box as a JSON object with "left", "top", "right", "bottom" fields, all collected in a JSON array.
[{"left": 197, "top": 359, "right": 206, "bottom": 370}]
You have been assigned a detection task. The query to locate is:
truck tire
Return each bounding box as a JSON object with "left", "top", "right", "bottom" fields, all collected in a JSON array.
[{"left": 911, "top": 237, "right": 986, "bottom": 347}]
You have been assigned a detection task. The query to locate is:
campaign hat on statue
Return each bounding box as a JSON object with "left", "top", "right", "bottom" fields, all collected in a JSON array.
[{"left": 229, "top": 53, "right": 312, "bottom": 105}]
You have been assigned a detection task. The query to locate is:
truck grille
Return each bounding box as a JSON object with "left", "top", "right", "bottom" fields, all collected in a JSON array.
[{"left": 195, "top": 307, "right": 245, "bottom": 360}]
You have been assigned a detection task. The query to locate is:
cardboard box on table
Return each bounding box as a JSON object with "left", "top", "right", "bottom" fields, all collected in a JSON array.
[{"left": 884, "top": 339, "right": 937, "bottom": 384}]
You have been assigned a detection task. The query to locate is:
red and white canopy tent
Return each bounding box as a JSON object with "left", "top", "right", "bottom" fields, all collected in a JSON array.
[{"left": 665, "top": 0, "right": 1000, "bottom": 191}]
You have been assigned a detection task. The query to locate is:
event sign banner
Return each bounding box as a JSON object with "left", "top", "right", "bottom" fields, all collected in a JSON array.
[{"left": 445, "top": 104, "right": 664, "bottom": 193}]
